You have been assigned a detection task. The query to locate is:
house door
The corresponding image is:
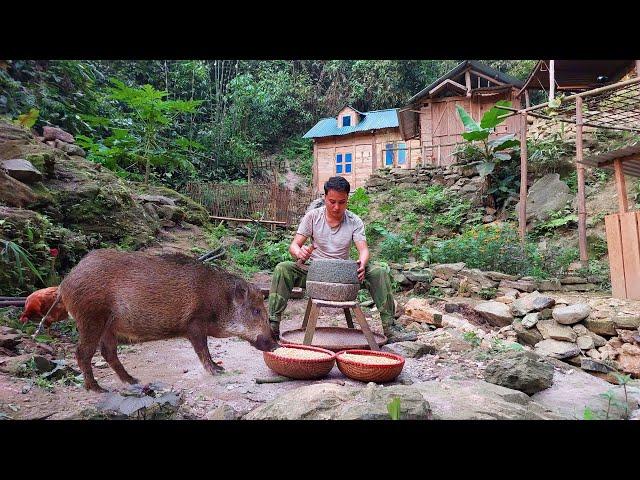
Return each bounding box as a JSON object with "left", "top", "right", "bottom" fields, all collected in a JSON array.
[{"left": 430, "top": 100, "right": 469, "bottom": 166}]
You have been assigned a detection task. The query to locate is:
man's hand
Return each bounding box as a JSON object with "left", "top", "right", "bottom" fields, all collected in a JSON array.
[
  {"left": 296, "top": 244, "right": 314, "bottom": 262},
  {"left": 356, "top": 259, "right": 366, "bottom": 282}
]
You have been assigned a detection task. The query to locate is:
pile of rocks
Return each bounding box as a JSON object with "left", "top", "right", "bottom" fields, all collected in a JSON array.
[
  {"left": 472, "top": 290, "right": 640, "bottom": 379},
  {"left": 388, "top": 261, "right": 603, "bottom": 296},
  {"left": 1, "top": 125, "right": 85, "bottom": 185},
  {"left": 365, "top": 163, "right": 490, "bottom": 212},
  {"left": 37, "top": 126, "right": 86, "bottom": 158}
]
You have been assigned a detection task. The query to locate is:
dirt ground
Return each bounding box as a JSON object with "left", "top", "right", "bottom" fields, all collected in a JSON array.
[{"left": 0, "top": 294, "right": 485, "bottom": 420}]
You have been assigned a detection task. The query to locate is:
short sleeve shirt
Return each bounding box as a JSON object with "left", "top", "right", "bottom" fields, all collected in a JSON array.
[{"left": 296, "top": 208, "right": 366, "bottom": 260}]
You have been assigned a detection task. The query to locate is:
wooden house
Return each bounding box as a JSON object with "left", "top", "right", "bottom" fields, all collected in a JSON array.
[
  {"left": 397, "top": 60, "right": 525, "bottom": 166},
  {"left": 303, "top": 106, "right": 421, "bottom": 194}
]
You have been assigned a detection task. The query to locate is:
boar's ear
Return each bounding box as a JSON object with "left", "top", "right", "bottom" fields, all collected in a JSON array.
[{"left": 233, "top": 282, "right": 248, "bottom": 304}]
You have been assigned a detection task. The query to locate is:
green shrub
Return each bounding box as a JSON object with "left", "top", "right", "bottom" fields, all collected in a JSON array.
[
  {"left": 348, "top": 188, "right": 370, "bottom": 217},
  {"left": 378, "top": 232, "right": 411, "bottom": 263}
]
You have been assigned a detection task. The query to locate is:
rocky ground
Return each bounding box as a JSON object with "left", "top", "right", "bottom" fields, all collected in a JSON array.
[{"left": 2, "top": 287, "right": 639, "bottom": 420}]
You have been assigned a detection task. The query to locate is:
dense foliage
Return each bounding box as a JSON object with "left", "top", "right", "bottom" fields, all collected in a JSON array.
[{"left": 1, "top": 59, "right": 534, "bottom": 189}]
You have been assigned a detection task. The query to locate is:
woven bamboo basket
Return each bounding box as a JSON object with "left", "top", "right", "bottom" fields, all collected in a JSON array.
[
  {"left": 263, "top": 343, "right": 336, "bottom": 380},
  {"left": 335, "top": 349, "right": 404, "bottom": 383}
]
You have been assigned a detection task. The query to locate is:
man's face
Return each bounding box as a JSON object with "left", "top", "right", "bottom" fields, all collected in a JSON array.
[{"left": 324, "top": 189, "right": 349, "bottom": 220}]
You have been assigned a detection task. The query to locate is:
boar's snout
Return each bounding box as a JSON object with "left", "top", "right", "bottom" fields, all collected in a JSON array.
[{"left": 254, "top": 334, "right": 279, "bottom": 352}]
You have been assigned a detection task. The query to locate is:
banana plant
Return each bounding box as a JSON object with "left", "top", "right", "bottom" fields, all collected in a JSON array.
[{"left": 456, "top": 100, "right": 521, "bottom": 177}]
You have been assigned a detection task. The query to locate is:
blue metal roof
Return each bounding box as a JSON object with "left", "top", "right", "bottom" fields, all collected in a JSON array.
[{"left": 303, "top": 108, "right": 399, "bottom": 139}]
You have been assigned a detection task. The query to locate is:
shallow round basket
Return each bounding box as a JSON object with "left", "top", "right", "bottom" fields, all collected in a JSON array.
[
  {"left": 335, "top": 349, "right": 405, "bottom": 383},
  {"left": 263, "top": 343, "right": 336, "bottom": 380}
]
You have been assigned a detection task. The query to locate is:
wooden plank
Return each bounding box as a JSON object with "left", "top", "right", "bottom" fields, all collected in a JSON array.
[
  {"left": 605, "top": 214, "right": 627, "bottom": 298},
  {"left": 614, "top": 159, "right": 629, "bottom": 213},
  {"left": 620, "top": 212, "right": 640, "bottom": 299}
]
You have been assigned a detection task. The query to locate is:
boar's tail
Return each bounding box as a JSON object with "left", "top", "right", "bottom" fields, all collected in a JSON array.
[{"left": 32, "top": 287, "right": 64, "bottom": 338}]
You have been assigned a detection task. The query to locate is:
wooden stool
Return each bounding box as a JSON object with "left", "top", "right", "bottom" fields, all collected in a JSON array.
[{"left": 300, "top": 298, "right": 380, "bottom": 351}]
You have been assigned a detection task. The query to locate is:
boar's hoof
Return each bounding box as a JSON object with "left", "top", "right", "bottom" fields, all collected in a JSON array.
[
  {"left": 85, "top": 382, "right": 108, "bottom": 393},
  {"left": 206, "top": 363, "right": 225, "bottom": 375}
]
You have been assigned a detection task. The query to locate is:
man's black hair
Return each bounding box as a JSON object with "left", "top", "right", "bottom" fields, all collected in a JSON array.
[{"left": 324, "top": 176, "right": 351, "bottom": 195}]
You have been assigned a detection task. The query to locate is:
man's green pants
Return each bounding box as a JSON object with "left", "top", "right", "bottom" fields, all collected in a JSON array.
[{"left": 268, "top": 261, "right": 396, "bottom": 329}]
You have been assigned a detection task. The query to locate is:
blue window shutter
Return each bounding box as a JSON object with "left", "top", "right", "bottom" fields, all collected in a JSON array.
[
  {"left": 385, "top": 143, "right": 394, "bottom": 166},
  {"left": 336, "top": 154, "right": 342, "bottom": 163},
  {"left": 345, "top": 153, "right": 352, "bottom": 173},
  {"left": 398, "top": 143, "right": 406, "bottom": 165},
  {"left": 342, "top": 116, "right": 351, "bottom": 127},
  {"left": 336, "top": 164, "right": 343, "bottom": 173}
]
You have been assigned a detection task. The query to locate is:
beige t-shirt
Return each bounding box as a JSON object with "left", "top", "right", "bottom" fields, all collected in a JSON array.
[{"left": 297, "top": 207, "right": 366, "bottom": 260}]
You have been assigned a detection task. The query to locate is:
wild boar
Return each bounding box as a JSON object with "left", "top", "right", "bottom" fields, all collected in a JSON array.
[{"left": 59, "top": 249, "right": 278, "bottom": 392}]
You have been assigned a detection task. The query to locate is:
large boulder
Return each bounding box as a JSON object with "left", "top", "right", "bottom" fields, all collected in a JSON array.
[
  {"left": 42, "top": 126, "right": 75, "bottom": 143},
  {"left": 474, "top": 301, "right": 514, "bottom": 327},
  {"left": 1, "top": 158, "right": 42, "bottom": 183},
  {"left": 0, "top": 170, "right": 39, "bottom": 207},
  {"left": 510, "top": 291, "right": 555, "bottom": 317},
  {"left": 412, "top": 379, "right": 562, "bottom": 420},
  {"left": 534, "top": 339, "right": 581, "bottom": 359},
  {"left": 584, "top": 317, "right": 617, "bottom": 336},
  {"left": 513, "top": 319, "right": 544, "bottom": 346},
  {"left": 552, "top": 303, "right": 591, "bottom": 325},
  {"left": 531, "top": 361, "right": 640, "bottom": 419},
  {"left": 515, "top": 173, "right": 573, "bottom": 223},
  {"left": 243, "top": 383, "right": 433, "bottom": 420},
  {"left": 483, "top": 350, "right": 554, "bottom": 395},
  {"left": 536, "top": 319, "right": 578, "bottom": 342}
]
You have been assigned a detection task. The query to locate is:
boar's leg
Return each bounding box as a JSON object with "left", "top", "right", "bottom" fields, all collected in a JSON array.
[
  {"left": 187, "top": 330, "right": 224, "bottom": 375},
  {"left": 100, "top": 329, "right": 139, "bottom": 385},
  {"left": 76, "top": 325, "right": 107, "bottom": 393}
]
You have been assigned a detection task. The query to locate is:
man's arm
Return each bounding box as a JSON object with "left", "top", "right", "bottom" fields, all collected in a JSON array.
[
  {"left": 290, "top": 233, "right": 314, "bottom": 261},
  {"left": 354, "top": 240, "right": 370, "bottom": 282}
]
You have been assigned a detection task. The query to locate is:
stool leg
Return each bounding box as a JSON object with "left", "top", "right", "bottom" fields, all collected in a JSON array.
[
  {"left": 303, "top": 303, "right": 319, "bottom": 345},
  {"left": 353, "top": 307, "right": 380, "bottom": 351},
  {"left": 344, "top": 308, "right": 354, "bottom": 328},
  {"left": 301, "top": 298, "right": 313, "bottom": 330}
]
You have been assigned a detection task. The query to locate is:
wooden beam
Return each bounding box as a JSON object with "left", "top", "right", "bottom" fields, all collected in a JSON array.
[
  {"left": 429, "top": 79, "right": 468, "bottom": 96},
  {"left": 472, "top": 69, "right": 507, "bottom": 87},
  {"left": 549, "top": 60, "right": 555, "bottom": 102},
  {"left": 465, "top": 70, "right": 471, "bottom": 97},
  {"left": 575, "top": 96, "right": 588, "bottom": 266},
  {"left": 614, "top": 158, "right": 629, "bottom": 214},
  {"left": 209, "top": 215, "right": 286, "bottom": 225},
  {"left": 521, "top": 77, "right": 640, "bottom": 114},
  {"left": 519, "top": 113, "right": 528, "bottom": 244}
]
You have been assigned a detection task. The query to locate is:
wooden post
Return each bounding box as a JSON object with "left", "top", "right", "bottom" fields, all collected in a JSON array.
[
  {"left": 614, "top": 158, "right": 629, "bottom": 214},
  {"left": 465, "top": 70, "right": 471, "bottom": 97},
  {"left": 549, "top": 60, "right": 555, "bottom": 102},
  {"left": 519, "top": 113, "right": 528, "bottom": 244},
  {"left": 247, "top": 161, "right": 252, "bottom": 184},
  {"left": 575, "top": 96, "right": 588, "bottom": 267},
  {"left": 524, "top": 90, "right": 530, "bottom": 109}
]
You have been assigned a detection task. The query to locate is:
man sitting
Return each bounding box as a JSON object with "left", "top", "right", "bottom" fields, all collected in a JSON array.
[{"left": 268, "top": 175, "right": 417, "bottom": 343}]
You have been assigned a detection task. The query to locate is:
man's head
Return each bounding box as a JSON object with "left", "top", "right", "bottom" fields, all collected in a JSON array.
[{"left": 323, "top": 176, "right": 350, "bottom": 221}]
